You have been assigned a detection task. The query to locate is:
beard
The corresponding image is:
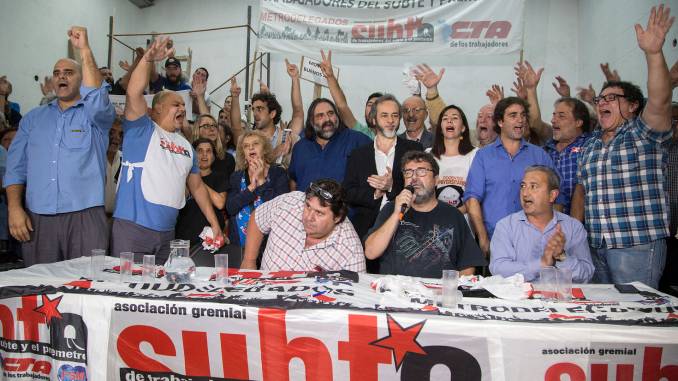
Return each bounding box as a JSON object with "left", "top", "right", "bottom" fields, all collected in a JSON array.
[
  {"left": 413, "top": 185, "right": 435, "bottom": 204},
  {"left": 378, "top": 124, "right": 397, "bottom": 138},
  {"left": 314, "top": 121, "right": 338, "bottom": 139}
]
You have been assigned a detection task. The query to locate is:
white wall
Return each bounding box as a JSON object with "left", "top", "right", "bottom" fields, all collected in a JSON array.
[
  {"left": 0, "top": 0, "right": 143, "bottom": 110},
  {"left": 2, "top": 0, "right": 676, "bottom": 125},
  {"left": 578, "top": 0, "right": 678, "bottom": 101}
]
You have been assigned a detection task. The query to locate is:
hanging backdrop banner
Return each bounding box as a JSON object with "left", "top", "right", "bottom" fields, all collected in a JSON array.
[{"left": 257, "top": 0, "right": 525, "bottom": 56}]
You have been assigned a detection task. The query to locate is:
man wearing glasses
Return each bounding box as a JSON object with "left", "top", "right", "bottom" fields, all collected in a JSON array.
[
  {"left": 399, "top": 96, "right": 433, "bottom": 149},
  {"left": 365, "top": 151, "right": 484, "bottom": 278},
  {"left": 240, "top": 179, "right": 366, "bottom": 272},
  {"left": 571, "top": 5, "right": 674, "bottom": 289}
]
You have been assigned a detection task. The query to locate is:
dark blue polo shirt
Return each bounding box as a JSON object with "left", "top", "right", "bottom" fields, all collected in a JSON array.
[{"left": 288, "top": 127, "right": 371, "bottom": 191}]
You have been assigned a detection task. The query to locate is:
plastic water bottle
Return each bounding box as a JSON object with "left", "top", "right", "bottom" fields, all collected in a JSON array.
[{"left": 164, "top": 240, "right": 195, "bottom": 283}]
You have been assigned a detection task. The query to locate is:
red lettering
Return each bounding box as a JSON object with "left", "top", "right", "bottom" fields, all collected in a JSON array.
[
  {"left": 451, "top": 21, "right": 472, "bottom": 38},
  {"left": 544, "top": 362, "right": 586, "bottom": 381},
  {"left": 220, "top": 333, "right": 250, "bottom": 380},
  {"left": 386, "top": 19, "right": 403, "bottom": 39},
  {"left": 469, "top": 21, "right": 491, "bottom": 38},
  {"left": 31, "top": 361, "right": 52, "bottom": 375},
  {"left": 591, "top": 364, "right": 634, "bottom": 381},
  {"left": 0, "top": 304, "right": 15, "bottom": 340},
  {"left": 183, "top": 331, "right": 210, "bottom": 376},
  {"left": 117, "top": 325, "right": 174, "bottom": 372},
  {"left": 4, "top": 358, "right": 34, "bottom": 372},
  {"left": 338, "top": 314, "right": 391, "bottom": 381},
  {"left": 642, "top": 346, "right": 678, "bottom": 381},
  {"left": 352, "top": 25, "right": 367, "bottom": 39},
  {"left": 404, "top": 17, "right": 423, "bottom": 38},
  {"left": 485, "top": 21, "right": 511, "bottom": 39},
  {"left": 450, "top": 20, "right": 512, "bottom": 39},
  {"left": 259, "top": 308, "right": 332, "bottom": 381},
  {"left": 17, "top": 296, "right": 46, "bottom": 341}
]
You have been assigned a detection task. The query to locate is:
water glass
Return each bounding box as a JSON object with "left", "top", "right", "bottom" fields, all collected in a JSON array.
[
  {"left": 214, "top": 254, "right": 229, "bottom": 284},
  {"left": 120, "top": 252, "right": 135, "bottom": 282},
  {"left": 142, "top": 255, "right": 156, "bottom": 283},
  {"left": 89, "top": 249, "right": 106, "bottom": 280},
  {"left": 441, "top": 269, "right": 459, "bottom": 308}
]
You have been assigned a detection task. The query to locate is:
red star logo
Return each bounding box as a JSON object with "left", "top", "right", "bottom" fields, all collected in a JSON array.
[
  {"left": 370, "top": 314, "right": 426, "bottom": 370},
  {"left": 34, "top": 295, "right": 63, "bottom": 322}
]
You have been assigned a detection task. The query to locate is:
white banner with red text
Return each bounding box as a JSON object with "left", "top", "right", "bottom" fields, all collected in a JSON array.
[{"left": 257, "top": 0, "right": 526, "bottom": 56}]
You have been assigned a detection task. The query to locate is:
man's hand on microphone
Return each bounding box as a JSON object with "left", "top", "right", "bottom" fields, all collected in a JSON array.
[{"left": 394, "top": 186, "right": 414, "bottom": 218}]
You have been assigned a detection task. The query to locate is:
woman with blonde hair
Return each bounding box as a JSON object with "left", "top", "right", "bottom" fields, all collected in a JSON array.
[
  {"left": 192, "top": 113, "right": 235, "bottom": 178},
  {"left": 226, "top": 130, "right": 289, "bottom": 247}
]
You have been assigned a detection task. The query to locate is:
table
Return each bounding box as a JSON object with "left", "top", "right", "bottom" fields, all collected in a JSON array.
[{"left": 0, "top": 257, "right": 677, "bottom": 381}]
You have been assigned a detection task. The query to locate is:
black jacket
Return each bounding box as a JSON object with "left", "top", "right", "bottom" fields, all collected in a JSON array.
[{"left": 343, "top": 137, "right": 423, "bottom": 241}]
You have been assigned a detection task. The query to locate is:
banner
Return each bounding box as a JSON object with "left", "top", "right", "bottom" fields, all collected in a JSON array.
[
  {"left": 257, "top": 0, "right": 525, "bottom": 56},
  {"left": 0, "top": 258, "right": 677, "bottom": 380},
  {"left": 106, "top": 302, "right": 678, "bottom": 380}
]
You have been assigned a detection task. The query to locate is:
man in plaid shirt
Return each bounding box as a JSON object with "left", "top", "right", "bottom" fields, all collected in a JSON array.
[
  {"left": 542, "top": 98, "right": 591, "bottom": 215},
  {"left": 572, "top": 4, "right": 674, "bottom": 289},
  {"left": 240, "top": 179, "right": 366, "bottom": 272}
]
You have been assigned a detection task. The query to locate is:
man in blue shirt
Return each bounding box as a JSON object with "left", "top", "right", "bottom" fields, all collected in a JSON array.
[
  {"left": 150, "top": 57, "right": 191, "bottom": 93},
  {"left": 288, "top": 98, "right": 371, "bottom": 191},
  {"left": 111, "top": 36, "right": 223, "bottom": 262},
  {"left": 4, "top": 26, "right": 115, "bottom": 265},
  {"left": 464, "top": 97, "right": 561, "bottom": 259},
  {"left": 490, "top": 166, "right": 593, "bottom": 283}
]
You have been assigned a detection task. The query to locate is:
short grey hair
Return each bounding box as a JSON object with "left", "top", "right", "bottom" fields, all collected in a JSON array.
[
  {"left": 524, "top": 165, "right": 560, "bottom": 192},
  {"left": 368, "top": 93, "right": 401, "bottom": 125}
]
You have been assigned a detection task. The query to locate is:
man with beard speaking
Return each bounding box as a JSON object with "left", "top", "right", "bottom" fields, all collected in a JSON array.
[{"left": 288, "top": 98, "right": 371, "bottom": 191}]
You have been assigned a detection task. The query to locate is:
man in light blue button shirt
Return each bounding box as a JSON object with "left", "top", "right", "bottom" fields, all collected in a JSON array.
[
  {"left": 3, "top": 27, "right": 114, "bottom": 266},
  {"left": 464, "top": 97, "right": 563, "bottom": 260},
  {"left": 489, "top": 166, "right": 593, "bottom": 283}
]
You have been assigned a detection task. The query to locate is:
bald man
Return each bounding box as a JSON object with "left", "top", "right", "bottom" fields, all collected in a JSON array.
[
  {"left": 110, "top": 37, "right": 224, "bottom": 262},
  {"left": 399, "top": 96, "right": 433, "bottom": 149},
  {"left": 4, "top": 27, "right": 115, "bottom": 265},
  {"left": 476, "top": 103, "right": 498, "bottom": 147}
]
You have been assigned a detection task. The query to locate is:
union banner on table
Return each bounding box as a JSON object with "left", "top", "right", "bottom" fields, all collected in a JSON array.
[{"left": 257, "top": 0, "right": 525, "bottom": 56}]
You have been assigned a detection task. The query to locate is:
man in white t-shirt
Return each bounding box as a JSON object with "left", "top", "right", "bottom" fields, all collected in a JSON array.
[{"left": 111, "top": 37, "right": 224, "bottom": 262}]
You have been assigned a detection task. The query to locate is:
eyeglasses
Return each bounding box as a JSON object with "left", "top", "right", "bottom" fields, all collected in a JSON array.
[
  {"left": 403, "top": 107, "right": 426, "bottom": 114},
  {"left": 593, "top": 93, "right": 627, "bottom": 105},
  {"left": 403, "top": 168, "right": 434, "bottom": 178},
  {"left": 252, "top": 106, "right": 268, "bottom": 112},
  {"left": 308, "top": 182, "right": 333, "bottom": 201},
  {"left": 199, "top": 124, "right": 217, "bottom": 130}
]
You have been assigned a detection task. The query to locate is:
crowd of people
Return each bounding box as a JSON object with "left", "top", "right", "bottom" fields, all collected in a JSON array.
[{"left": 0, "top": 4, "right": 676, "bottom": 293}]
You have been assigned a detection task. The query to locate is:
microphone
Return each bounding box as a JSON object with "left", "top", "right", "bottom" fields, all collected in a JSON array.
[{"left": 399, "top": 185, "right": 415, "bottom": 220}]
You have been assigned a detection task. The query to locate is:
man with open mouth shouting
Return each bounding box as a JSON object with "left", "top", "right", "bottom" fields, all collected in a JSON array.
[
  {"left": 110, "top": 36, "right": 224, "bottom": 263},
  {"left": 573, "top": 4, "right": 675, "bottom": 289},
  {"left": 4, "top": 26, "right": 115, "bottom": 266}
]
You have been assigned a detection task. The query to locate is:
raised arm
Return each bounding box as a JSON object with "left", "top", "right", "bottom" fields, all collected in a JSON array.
[
  {"left": 229, "top": 78, "right": 245, "bottom": 144},
  {"left": 285, "top": 58, "right": 304, "bottom": 136},
  {"left": 600, "top": 62, "right": 621, "bottom": 82},
  {"left": 191, "top": 73, "right": 209, "bottom": 115},
  {"left": 125, "top": 37, "right": 174, "bottom": 121},
  {"left": 516, "top": 60, "right": 552, "bottom": 141},
  {"left": 319, "top": 50, "right": 358, "bottom": 129},
  {"left": 413, "top": 64, "right": 446, "bottom": 125},
  {"left": 637, "top": 4, "right": 675, "bottom": 132},
  {"left": 68, "top": 27, "right": 102, "bottom": 88},
  {"left": 118, "top": 47, "right": 145, "bottom": 91}
]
